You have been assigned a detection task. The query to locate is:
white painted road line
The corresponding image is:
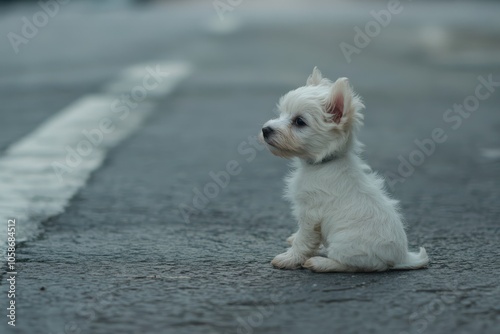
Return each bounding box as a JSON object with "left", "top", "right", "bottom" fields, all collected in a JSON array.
[
  {"left": 205, "top": 16, "right": 242, "bottom": 35},
  {"left": 481, "top": 148, "right": 500, "bottom": 161},
  {"left": 0, "top": 61, "right": 192, "bottom": 254}
]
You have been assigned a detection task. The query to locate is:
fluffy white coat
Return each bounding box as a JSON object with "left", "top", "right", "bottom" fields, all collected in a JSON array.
[{"left": 261, "top": 67, "right": 429, "bottom": 272}]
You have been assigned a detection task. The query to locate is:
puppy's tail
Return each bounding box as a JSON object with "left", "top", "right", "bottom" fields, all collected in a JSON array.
[{"left": 392, "top": 247, "right": 429, "bottom": 270}]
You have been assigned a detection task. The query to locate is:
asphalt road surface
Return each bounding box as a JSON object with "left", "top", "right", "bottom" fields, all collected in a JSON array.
[{"left": 1, "top": 1, "right": 500, "bottom": 334}]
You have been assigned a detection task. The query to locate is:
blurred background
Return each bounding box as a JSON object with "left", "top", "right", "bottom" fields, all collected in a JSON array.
[{"left": 1, "top": 1, "right": 499, "bottom": 334}]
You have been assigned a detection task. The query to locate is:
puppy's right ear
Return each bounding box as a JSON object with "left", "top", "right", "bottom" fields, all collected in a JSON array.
[
  {"left": 327, "top": 77, "right": 353, "bottom": 124},
  {"left": 306, "top": 67, "right": 323, "bottom": 86}
]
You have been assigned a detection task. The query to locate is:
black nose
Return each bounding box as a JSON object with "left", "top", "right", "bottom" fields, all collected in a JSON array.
[{"left": 262, "top": 126, "right": 274, "bottom": 139}]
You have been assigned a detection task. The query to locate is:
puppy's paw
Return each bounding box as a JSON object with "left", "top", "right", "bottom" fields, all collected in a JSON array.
[
  {"left": 271, "top": 251, "right": 304, "bottom": 270},
  {"left": 303, "top": 256, "right": 337, "bottom": 272},
  {"left": 286, "top": 232, "right": 297, "bottom": 245},
  {"left": 303, "top": 257, "right": 351, "bottom": 272}
]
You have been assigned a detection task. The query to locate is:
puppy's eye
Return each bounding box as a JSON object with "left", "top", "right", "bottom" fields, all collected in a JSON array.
[{"left": 293, "top": 116, "right": 307, "bottom": 127}]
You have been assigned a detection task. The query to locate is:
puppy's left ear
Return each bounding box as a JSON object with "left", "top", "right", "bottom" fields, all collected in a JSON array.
[
  {"left": 327, "top": 77, "right": 353, "bottom": 124},
  {"left": 306, "top": 67, "right": 323, "bottom": 86}
]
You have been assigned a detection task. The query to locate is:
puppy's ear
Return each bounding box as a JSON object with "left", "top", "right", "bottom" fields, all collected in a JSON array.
[
  {"left": 327, "top": 77, "right": 353, "bottom": 124},
  {"left": 306, "top": 67, "right": 323, "bottom": 86}
]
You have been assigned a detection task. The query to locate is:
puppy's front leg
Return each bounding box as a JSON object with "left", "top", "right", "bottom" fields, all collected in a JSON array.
[
  {"left": 286, "top": 231, "right": 298, "bottom": 245},
  {"left": 272, "top": 222, "right": 321, "bottom": 270}
]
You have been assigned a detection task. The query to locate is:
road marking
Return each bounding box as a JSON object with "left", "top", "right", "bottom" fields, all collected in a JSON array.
[
  {"left": 481, "top": 148, "right": 500, "bottom": 161},
  {"left": 206, "top": 16, "right": 242, "bottom": 34},
  {"left": 0, "top": 61, "right": 191, "bottom": 254}
]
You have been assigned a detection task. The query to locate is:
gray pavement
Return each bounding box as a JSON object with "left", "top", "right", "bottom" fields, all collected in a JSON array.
[{"left": 1, "top": 1, "right": 500, "bottom": 334}]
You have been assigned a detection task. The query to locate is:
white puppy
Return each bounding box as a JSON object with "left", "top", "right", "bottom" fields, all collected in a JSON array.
[{"left": 260, "top": 67, "right": 429, "bottom": 272}]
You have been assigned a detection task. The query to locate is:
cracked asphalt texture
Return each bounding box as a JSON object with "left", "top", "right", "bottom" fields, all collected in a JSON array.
[{"left": 1, "top": 1, "right": 499, "bottom": 333}]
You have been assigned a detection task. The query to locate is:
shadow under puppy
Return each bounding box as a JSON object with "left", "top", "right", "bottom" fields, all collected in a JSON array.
[{"left": 260, "top": 67, "right": 429, "bottom": 272}]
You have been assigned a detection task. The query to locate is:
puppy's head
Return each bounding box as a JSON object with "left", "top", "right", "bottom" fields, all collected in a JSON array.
[{"left": 260, "top": 67, "right": 364, "bottom": 163}]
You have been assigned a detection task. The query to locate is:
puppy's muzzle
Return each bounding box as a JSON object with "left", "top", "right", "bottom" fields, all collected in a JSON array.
[{"left": 262, "top": 126, "right": 275, "bottom": 140}]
